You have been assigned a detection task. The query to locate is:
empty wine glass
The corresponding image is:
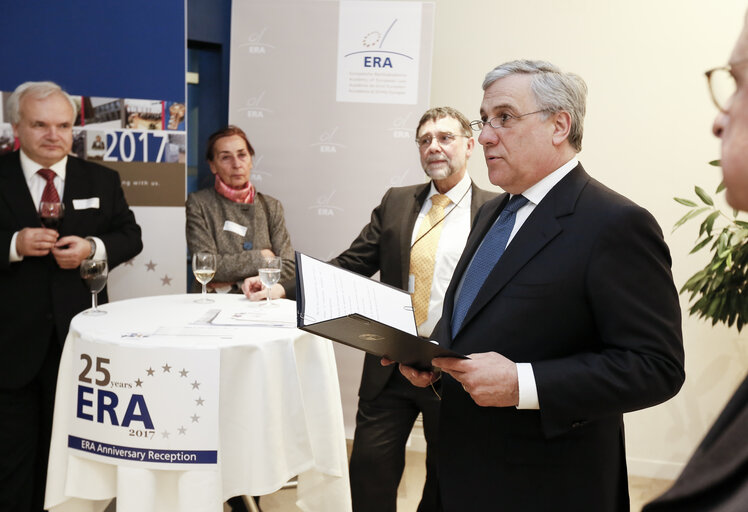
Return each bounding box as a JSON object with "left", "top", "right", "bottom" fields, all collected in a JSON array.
[
  {"left": 39, "top": 201, "right": 64, "bottom": 231},
  {"left": 258, "top": 256, "right": 282, "bottom": 307},
  {"left": 192, "top": 252, "right": 217, "bottom": 303},
  {"left": 80, "top": 259, "right": 108, "bottom": 316}
]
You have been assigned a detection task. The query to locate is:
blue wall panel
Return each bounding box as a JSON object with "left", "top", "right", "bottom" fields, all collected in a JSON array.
[{"left": 0, "top": 0, "right": 185, "bottom": 101}]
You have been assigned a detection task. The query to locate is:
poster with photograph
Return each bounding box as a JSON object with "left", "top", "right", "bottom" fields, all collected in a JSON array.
[
  {"left": 0, "top": 123, "right": 13, "bottom": 155},
  {"left": 82, "top": 97, "right": 124, "bottom": 128},
  {"left": 124, "top": 99, "right": 164, "bottom": 130},
  {"left": 165, "top": 101, "right": 186, "bottom": 131}
]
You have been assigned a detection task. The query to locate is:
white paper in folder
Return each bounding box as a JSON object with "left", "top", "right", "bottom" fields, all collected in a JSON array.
[{"left": 297, "top": 253, "right": 418, "bottom": 335}]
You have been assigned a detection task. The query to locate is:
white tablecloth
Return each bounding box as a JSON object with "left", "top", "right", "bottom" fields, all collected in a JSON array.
[{"left": 45, "top": 294, "right": 351, "bottom": 512}]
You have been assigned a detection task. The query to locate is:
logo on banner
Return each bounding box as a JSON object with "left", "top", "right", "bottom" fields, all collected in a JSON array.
[
  {"left": 69, "top": 339, "right": 220, "bottom": 470},
  {"left": 347, "top": 20, "right": 413, "bottom": 68},
  {"left": 237, "top": 92, "right": 272, "bottom": 119},
  {"left": 309, "top": 190, "right": 344, "bottom": 217},
  {"left": 389, "top": 113, "right": 414, "bottom": 139},
  {"left": 336, "top": 3, "right": 422, "bottom": 105},
  {"left": 237, "top": 27, "right": 274, "bottom": 55},
  {"left": 309, "top": 127, "right": 346, "bottom": 154},
  {"left": 249, "top": 154, "right": 272, "bottom": 183},
  {"left": 390, "top": 168, "right": 412, "bottom": 187}
]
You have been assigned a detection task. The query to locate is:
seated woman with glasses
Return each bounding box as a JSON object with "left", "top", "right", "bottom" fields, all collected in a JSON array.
[{"left": 186, "top": 125, "right": 295, "bottom": 297}]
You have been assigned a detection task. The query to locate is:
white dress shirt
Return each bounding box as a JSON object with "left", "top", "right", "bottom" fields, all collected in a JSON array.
[{"left": 410, "top": 172, "right": 473, "bottom": 337}]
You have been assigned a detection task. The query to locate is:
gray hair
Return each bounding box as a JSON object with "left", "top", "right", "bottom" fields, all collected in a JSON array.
[
  {"left": 6, "top": 81, "right": 78, "bottom": 124},
  {"left": 416, "top": 106, "right": 472, "bottom": 138},
  {"left": 483, "top": 60, "right": 587, "bottom": 152}
]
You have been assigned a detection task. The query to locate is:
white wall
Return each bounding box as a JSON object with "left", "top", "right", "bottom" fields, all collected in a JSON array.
[{"left": 414, "top": 0, "right": 747, "bottom": 478}]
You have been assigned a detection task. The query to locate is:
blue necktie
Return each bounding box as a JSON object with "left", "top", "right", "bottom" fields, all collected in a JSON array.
[{"left": 451, "top": 194, "right": 529, "bottom": 337}]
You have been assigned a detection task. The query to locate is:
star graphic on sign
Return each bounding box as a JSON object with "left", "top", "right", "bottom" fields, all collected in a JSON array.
[
  {"left": 191, "top": 414, "right": 200, "bottom": 423},
  {"left": 161, "top": 430, "right": 170, "bottom": 439},
  {"left": 195, "top": 397, "right": 204, "bottom": 406},
  {"left": 191, "top": 380, "right": 201, "bottom": 390},
  {"left": 145, "top": 260, "right": 157, "bottom": 271},
  {"left": 161, "top": 274, "right": 172, "bottom": 286},
  {"left": 179, "top": 368, "right": 189, "bottom": 377},
  {"left": 178, "top": 426, "right": 187, "bottom": 435},
  {"left": 124, "top": 259, "right": 134, "bottom": 266},
  {"left": 162, "top": 363, "right": 172, "bottom": 373},
  {"left": 146, "top": 367, "right": 155, "bottom": 376},
  {"left": 134, "top": 378, "right": 143, "bottom": 387}
]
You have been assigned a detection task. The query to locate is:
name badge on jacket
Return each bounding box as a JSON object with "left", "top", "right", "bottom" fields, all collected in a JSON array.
[
  {"left": 73, "top": 197, "right": 100, "bottom": 210},
  {"left": 223, "top": 220, "right": 248, "bottom": 237}
]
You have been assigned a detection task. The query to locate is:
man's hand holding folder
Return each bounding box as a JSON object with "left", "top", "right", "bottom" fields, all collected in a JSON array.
[{"left": 296, "top": 252, "right": 467, "bottom": 370}]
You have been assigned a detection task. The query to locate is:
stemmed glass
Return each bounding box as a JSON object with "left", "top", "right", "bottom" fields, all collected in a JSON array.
[
  {"left": 192, "top": 252, "right": 217, "bottom": 303},
  {"left": 258, "top": 256, "right": 282, "bottom": 307},
  {"left": 39, "top": 201, "right": 64, "bottom": 231},
  {"left": 80, "top": 259, "right": 108, "bottom": 316}
]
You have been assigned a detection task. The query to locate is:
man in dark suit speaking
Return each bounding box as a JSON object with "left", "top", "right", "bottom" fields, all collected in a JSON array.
[
  {"left": 399, "top": 61, "right": 685, "bottom": 511},
  {"left": 0, "top": 81, "right": 142, "bottom": 511}
]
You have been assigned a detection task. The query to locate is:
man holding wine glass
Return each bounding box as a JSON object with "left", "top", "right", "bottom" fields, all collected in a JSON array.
[{"left": 0, "top": 81, "right": 142, "bottom": 512}]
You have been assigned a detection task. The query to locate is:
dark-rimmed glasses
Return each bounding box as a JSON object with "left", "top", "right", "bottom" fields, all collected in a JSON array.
[
  {"left": 705, "top": 58, "right": 748, "bottom": 112},
  {"left": 470, "top": 109, "right": 548, "bottom": 131}
]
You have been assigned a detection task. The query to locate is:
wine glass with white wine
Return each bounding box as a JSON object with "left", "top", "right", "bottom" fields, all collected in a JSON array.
[
  {"left": 258, "top": 255, "right": 282, "bottom": 307},
  {"left": 192, "top": 252, "right": 217, "bottom": 303},
  {"left": 80, "top": 259, "right": 108, "bottom": 316}
]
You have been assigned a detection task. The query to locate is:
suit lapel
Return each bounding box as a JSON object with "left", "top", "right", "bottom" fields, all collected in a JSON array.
[
  {"left": 398, "top": 183, "right": 430, "bottom": 289},
  {"left": 469, "top": 183, "right": 485, "bottom": 220},
  {"left": 0, "top": 152, "right": 40, "bottom": 227},
  {"left": 453, "top": 165, "right": 590, "bottom": 340}
]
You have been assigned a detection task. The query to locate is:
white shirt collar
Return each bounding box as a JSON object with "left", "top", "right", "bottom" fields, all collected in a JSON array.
[
  {"left": 520, "top": 157, "right": 578, "bottom": 206},
  {"left": 428, "top": 171, "right": 472, "bottom": 206},
  {"left": 19, "top": 150, "right": 68, "bottom": 182}
]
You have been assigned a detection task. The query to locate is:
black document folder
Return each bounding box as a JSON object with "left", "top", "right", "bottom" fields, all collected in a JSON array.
[{"left": 295, "top": 252, "right": 466, "bottom": 370}]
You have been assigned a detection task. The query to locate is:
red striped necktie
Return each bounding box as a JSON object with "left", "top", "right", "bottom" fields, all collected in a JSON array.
[{"left": 37, "top": 168, "right": 60, "bottom": 203}]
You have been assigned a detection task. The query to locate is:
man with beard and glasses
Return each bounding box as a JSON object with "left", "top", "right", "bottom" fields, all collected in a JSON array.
[
  {"left": 312, "top": 107, "right": 495, "bottom": 512},
  {"left": 242, "top": 107, "right": 495, "bottom": 511}
]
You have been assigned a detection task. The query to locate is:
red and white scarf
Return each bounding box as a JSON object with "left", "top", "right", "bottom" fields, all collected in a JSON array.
[{"left": 214, "top": 175, "right": 255, "bottom": 204}]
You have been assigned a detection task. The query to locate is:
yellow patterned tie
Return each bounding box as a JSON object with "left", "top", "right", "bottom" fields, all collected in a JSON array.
[{"left": 410, "top": 194, "right": 451, "bottom": 327}]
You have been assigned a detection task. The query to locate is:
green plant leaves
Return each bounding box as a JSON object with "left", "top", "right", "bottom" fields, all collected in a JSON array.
[
  {"left": 674, "top": 175, "right": 748, "bottom": 332},
  {"left": 673, "top": 207, "right": 710, "bottom": 231},
  {"left": 674, "top": 197, "right": 698, "bottom": 207},
  {"left": 695, "top": 186, "right": 714, "bottom": 206}
]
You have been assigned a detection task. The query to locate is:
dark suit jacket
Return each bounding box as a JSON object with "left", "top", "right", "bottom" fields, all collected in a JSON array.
[
  {"left": 0, "top": 151, "right": 142, "bottom": 389},
  {"left": 431, "top": 164, "right": 685, "bottom": 511},
  {"left": 330, "top": 181, "right": 496, "bottom": 400},
  {"left": 643, "top": 373, "right": 748, "bottom": 512}
]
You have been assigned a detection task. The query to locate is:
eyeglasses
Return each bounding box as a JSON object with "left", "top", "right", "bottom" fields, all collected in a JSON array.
[
  {"left": 705, "top": 58, "right": 748, "bottom": 112},
  {"left": 416, "top": 132, "right": 469, "bottom": 149},
  {"left": 470, "top": 109, "right": 547, "bottom": 131}
]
